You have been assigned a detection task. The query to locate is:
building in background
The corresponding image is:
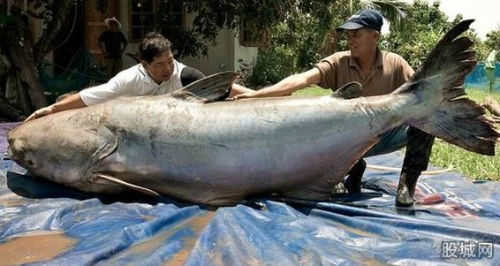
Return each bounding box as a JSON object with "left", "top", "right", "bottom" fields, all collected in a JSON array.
[{"left": 78, "top": 0, "right": 258, "bottom": 76}]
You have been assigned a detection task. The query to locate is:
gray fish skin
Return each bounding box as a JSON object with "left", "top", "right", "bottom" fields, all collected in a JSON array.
[
  {"left": 7, "top": 20, "right": 499, "bottom": 205},
  {"left": 8, "top": 92, "right": 408, "bottom": 205}
]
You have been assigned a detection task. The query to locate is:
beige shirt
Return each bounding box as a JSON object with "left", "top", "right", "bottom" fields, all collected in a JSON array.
[{"left": 315, "top": 49, "right": 414, "bottom": 96}]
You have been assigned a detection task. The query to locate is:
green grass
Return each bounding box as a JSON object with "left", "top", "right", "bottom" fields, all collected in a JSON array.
[
  {"left": 293, "top": 86, "right": 500, "bottom": 181},
  {"left": 292, "top": 85, "right": 331, "bottom": 97}
]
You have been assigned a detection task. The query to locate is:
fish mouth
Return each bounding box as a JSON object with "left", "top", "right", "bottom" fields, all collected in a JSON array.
[
  {"left": 5, "top": 146, "right": 22, "bottom": 166},
  {"left": 6, "top": 146, "right": 35, "bottom": 171},
  {"left": 6, "top": 146, "right": 13, "bottom": 159},
  {"left": 7, "top": 153, "right": 28, "bottom": 169}
]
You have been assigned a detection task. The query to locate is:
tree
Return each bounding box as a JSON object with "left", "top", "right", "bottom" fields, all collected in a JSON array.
[
  {"left": 241, "top": 0, "right": 408, "bottom": 87},
  {"left": 156, "top": 1, "right": 294, "bottom": 58},
  {"left": 1, "top": 0, "right": 338, "bottom": 120},
  {"left": 484, "top": 30, "right": 500, "bottom": 60},
  {"left": 378, "top": 0, "right": 453, "bottom": 68},
  {"left": 378, "top": 0, "right": 491, "bottom": 68},
  {"left": 0, "top": 0, "right": 74, "bottom": 121},
  {"left": 0, "top": 0, "right": 409, "bottom": 119}
]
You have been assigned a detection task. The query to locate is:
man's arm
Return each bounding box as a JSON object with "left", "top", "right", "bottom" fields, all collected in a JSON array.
[
  {"left": 180, "top": 67, "right": 205, "bottom": 87},
  {"left": 233, "top": 68, "right": 322, "bottom": 99},
  {"left": 120, "top": 32, "right": 128, "bottom": 55},
  {"left": 98, "top": 32, "right": 108, "bottom": 57},
  {"left": 120, "top": 41, "right": 128, "bottom": 55},
  {"left": 98, "top": 41, "right": 107, "bottom": 57},
  {"left": 229, "top": 84, "right": 254, "bottom": 97},
  {"left": 24, "top": 93, "right": 87, "bottom": 122}
]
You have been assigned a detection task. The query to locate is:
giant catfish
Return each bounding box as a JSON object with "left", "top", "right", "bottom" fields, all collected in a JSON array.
[{"left": 7, "top": 20, "right": 499, "bottom": 205}]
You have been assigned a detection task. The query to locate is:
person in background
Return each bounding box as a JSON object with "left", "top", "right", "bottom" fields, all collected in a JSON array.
[
  {"left": 99, "top": 17, "right": 128, "bottom": 78},
  {"left": 234, "top": 9, "right": 435, "bottom": 207},
  {"left": 25, "top": 32, "right": 253, "bottom": 122}
]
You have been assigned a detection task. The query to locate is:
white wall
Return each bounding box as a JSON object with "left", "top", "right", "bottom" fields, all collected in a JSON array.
[
  {"left": 181, "top": 28, "right": 234, "bottom": 75},
  {"left": 119, "top": 2, "right": 140, "bottom": 69},
  {"left": 233, "top": 31, "right": 258, "bottom": 73},
  {"left": 179, "top": 14, "right": 258, "bottom": 75}
]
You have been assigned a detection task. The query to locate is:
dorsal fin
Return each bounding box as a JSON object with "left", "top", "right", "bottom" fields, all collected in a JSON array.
[
  {"left": 331, "top": 81, "right": 363, "bottom": 99},
  {"left": 172, "top": 71, "right": 239, "bottom": 102}
]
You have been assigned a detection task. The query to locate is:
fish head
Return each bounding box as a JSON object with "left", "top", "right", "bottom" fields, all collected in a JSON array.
[{"left": 7, "top": 118, "right": 112, "bottom": 186}]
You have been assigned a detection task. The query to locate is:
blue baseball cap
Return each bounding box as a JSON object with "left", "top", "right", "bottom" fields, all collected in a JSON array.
[{"left": 337, "top": 9, "right": 383, "bottom": 32}]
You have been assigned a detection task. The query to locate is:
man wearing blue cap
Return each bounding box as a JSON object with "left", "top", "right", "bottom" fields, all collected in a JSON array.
[{"left": 234, "top": 9, "right": 435, "bottom": 207}]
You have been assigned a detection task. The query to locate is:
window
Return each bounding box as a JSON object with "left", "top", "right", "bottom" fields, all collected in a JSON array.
[
  {"left": 130, "top": 0, "right": 185, "bottom": 42},
  {"left": 239, "top": 22, "right": 269, "bottom": 47},
  {"left": 160, "top": 1, "right": 184, "bottom": 40},
  {"left": 130, "top": 0, "right": 155, "bottom": 41}
]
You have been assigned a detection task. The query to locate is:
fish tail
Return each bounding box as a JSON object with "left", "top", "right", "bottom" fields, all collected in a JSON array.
[{"left": 395, "top": 19, "right": 499, "bottom": 155}]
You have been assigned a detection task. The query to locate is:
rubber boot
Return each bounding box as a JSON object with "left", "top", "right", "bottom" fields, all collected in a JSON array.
[
  {"left": 344, "top": 159, "right": 366, "bottom": 193},
  {"left": 395, "top": 169, "right": 420, "bottom": 206},
  {"left": 395, "top": 127, "right": 435, "bottom": 206}
]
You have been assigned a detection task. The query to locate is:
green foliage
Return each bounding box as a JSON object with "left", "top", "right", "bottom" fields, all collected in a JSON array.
[
  {"left": 466, "top": 32, "right": 490, "bottom": 61},
  {"left": 241, "top": 0, "right": 409, "bottom": 87},
  {"left": 484, "top": 30, "right": 500, "bottom": 60},
  {"left": 378, "top": 0, "right": 497, "bottom": 67},
  {"left": 238, "top": 47, "right": 296, "bottom": 87},
  {"left": 156, "top": 0, "right": 409, "bottom": 70},
  {"left": 172, "top": 0, "right": 294, "bottom": 58},
  {"left": 241, "top": 0, "right": 355, "bottom": 87},
  {"left": 269, "top": 7, "right": 341, "bottom": 71},
  {"left": 157, "top": 2, "right": 208, "bottom": 58},
  {"left": 367, "top": 0, "right": 409, "bottom": 31},
  {"left": 183, "top": 0, "right": 288, "bottom": 39},
  {"left": 378, "top": 0, "right": 453, "bottom": 69},
  {"left": 158, "top": 0, "right": 493, "bottom": 86},
  {"left": 0, "top": 14, "right": 14, "bottom": 27},
  {"left": 383, "top": 30, "right": 442, "bottom": 68},
  {"left": 157, "top": 0, "right": 347, "bottom": 59}
]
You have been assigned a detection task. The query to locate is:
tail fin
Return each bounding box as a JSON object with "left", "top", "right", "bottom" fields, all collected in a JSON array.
[{"left": 398, "top": 20, "right": 500, "bottom": 155}]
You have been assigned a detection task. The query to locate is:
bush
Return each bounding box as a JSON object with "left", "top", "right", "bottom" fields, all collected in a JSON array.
[{"left": 239, "top": 46, "right": 296, "bottom": 88}]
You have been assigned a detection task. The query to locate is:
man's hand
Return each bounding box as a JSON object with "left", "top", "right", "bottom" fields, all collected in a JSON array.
[
  {"left": 233, "top": 69, "right": 321, "bottom": 100},
  {"left": 24, "top": 105, "right": 55, "bottom": 122},
  {"left": 24, "top": 92, "right": 87, "bottom": 123},
  {"left": 232, "top": 91, "right": 259, "bottom": 100},
  {"left": 229, "top": 84, "right": 255, "bottom": 99}
]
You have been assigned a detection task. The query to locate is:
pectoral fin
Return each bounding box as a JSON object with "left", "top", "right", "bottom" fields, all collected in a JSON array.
[
  {"left": 89, "top": 125, "right": 118, "bottom": 162},
  {"left": 94, "top": 173, "right": 160, "bottom": 197}
]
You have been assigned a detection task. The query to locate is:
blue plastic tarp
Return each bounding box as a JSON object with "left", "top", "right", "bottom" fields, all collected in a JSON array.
[
  {"left": 1, "top": 122, "right": 499, "bottom": 265},
  {"left": 465, "top": 62, "right": 500, "bottom": 90}
]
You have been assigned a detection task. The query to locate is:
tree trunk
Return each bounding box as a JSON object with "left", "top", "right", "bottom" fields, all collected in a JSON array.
[
  {"left": 34, "top": 0, "right": 75, "bottom": 65},
  {"left": 0, "top": 1, "right": 74, "bottom": 121},
  {"left": 0, "top": 95, "right": 26, "bottom": 122},
  {"left": 6, "top": 71, "right": 32, "bottom": 115},
  {"left": 0, "top": 15, "right": 47, "bottom": 116}
]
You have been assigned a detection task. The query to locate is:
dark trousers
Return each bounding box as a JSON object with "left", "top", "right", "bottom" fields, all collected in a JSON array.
[
  {"left": 346, "top": 126, "right": 435, "bottom": 191},
  {"left": 105, "top": 57, "right": 123, "bottom": 79},
  {"left": 364, "top": 126, "right": 434, "bottom": 172}
]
